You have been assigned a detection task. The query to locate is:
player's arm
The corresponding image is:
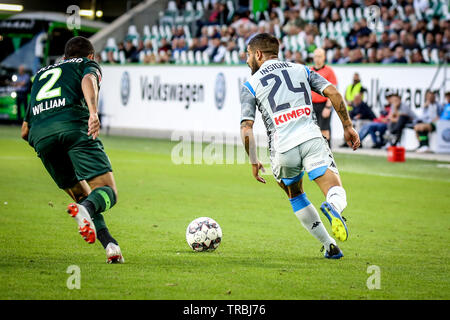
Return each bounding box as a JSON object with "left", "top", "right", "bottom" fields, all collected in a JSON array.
[
  {"left": 322, "top": 84, "right": 360, "bottom": 150},
  {"left": 240, "top": 120, "right": 266, "bottom": 184},
  {"left": 240, "top": 85, "right": 266, "bottom": 184},
  {"left": 81, "top": 73, "right": 100, "bottom": 139},
  {"left": 21, "top": 121, "right": 29, "bottom": 141}
]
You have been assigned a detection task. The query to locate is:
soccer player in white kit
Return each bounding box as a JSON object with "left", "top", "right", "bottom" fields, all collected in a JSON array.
[{"left": 240, "top": 33, "right": 360, "bottom": 259}]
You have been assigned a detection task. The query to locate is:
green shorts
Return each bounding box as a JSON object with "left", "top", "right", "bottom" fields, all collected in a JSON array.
[{"left": 33, "top": 130, "right": 113, "bottom": 189}]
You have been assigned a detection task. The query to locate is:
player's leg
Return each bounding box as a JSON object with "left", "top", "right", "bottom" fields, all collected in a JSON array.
[
  {"left": 64, "top": 180, "right": 90, "bottom": 202},
  {"left": 414, "top": 122, "right": 432, "bottom": 152},
  {"left": 302, "top": 138, "right": 349, "bottom": 242},
  {"left": 65, "top": 131, "right": 123, "bottom": 263},
  {"left": 65, "top": 181, "right": 97, "bottom": 244},
  {"left": 33, "top": 136, "right": 97, "bottom": 244},
  {"left": 274, "top": 146, "right": 342, "bottom": 259},
  {"left": 85, "top": 172, "right": 121, "bottom": 257}
]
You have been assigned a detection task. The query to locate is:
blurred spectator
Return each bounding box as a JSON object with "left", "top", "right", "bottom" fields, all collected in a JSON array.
[
  {"left": 379, "top": 31, "right": 390, "bottom": 48},
  {"left": 440, "top": 92, "right": 450, "bottom": 120},
  {"left": 345, "top": 73, "right": 367, "bottom": 108},
  {"left": 367, "top": 48, "right": 378, "bottom": 63},
  {"left": 284, "top": 49, "right": 293, "bottom": 62},
  {"left": 410, "top": 49, "right": 425, "bottom": 63},
  {"left": 124, "top": 40, "right": 138, "bottom": 63},
  {"left": 391, "top": 46, "right": 408, "bottom": 63},
  {"left": 349, "top": 93, "right": 376, "bottom": 139},
  {"left": 206, "top": 35, "right": 226, "bottom": 63},
  {"left": 293, "top": 51, "right": 304, "bottom": 64},
  {"left": 349, "top": 48, "right": 364, "bottom": 63},
  {"left": 142, "top": 40, "right": 156, "bottom": 64},
  {"left": 358, "top": 102, "right": 391, "bottom": 149},
  {"left": 103, "top": 0, "right": 448, "bottom": 66},
  {"left": 425, "top": 32, "right": 436, "bottom": 50},
  {"left": 105, "top": 50, "right": 117, "bottom": 64},
  {"left": 207, "top": 1, "right": 229, "bottom": 25},
  {"left": 438, "top": 49, "right": 448, "bottom": 64},
  {"left": 172, "top": 37, "right": 188, "bottom": 56},
  {"left": 350, "top": 94, "right": 375, "bottom": 121},
  {"left": 305, "top": 34, "right": 317, "bottom": 54},
  {"left": 340, "top": 93, "right": 376, "bottom": 148},
  {"left": 13, "top": 65, "right": 30, "bottom": 122},
  {"left": 413, "top": 90, "right": 441, "bottom": 153},
  {"left": 381, "top": 47, "right": 394, "bottom": 64},
  {"left": 158, "top": 38, "right": 172, "bottom": 55},
  {"left": 388, "top": 33, "right": 400, "bottom": 51},
  {"left": 346, "top": 21, "right": 361, "bottom": 49},
  {"left": 283, "top": 9, "right": 306, "bottom": 35},
  {"left": 387, "top": 93, "right": 417, "bottom": 146}
]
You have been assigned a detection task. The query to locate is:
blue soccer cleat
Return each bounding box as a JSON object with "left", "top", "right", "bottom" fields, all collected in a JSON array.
[
  {"left": 320, "top": 202, "right": 349, "bottom": 241},
  {"left": 322, "top": 243, "right": 344, "bottom": 259}
]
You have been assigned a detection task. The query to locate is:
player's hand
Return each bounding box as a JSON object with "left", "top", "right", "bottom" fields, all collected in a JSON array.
[
  {"left": 252, "top": 162, "right": 266, "bottom": 184},
  {"left": 88, "top": 113, "right": 100, "bottom": 139},
  {"left": 344, "top": 126, "right": 360, "bottom": 151}
]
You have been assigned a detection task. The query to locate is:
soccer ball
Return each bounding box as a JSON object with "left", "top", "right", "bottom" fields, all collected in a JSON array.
[{"left": 186, "top": 217, "right": 222, "bottom": 252}]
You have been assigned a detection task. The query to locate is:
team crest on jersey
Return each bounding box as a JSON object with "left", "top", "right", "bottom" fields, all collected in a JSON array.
[{"left": 274, "top": 106, "right": 311, "bottom": 125}]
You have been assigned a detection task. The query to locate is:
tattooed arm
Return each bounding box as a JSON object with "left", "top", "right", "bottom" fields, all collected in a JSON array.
[
  {"left": 240, "top": 120, "right": 257, "bottom": 163},
  {"left": 323, "top": 85, "right": 361, "bottom": 150},
  {"left": 240, "top": 120, "right": 266, "bottom": 184}
]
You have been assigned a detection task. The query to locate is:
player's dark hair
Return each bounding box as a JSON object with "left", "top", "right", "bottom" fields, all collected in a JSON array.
[
  {"left": 247, "top": 33, "right": 279, "bottom": 57},
  {"left": 64, "top": 36, "right": 95, "bottom": 58}
]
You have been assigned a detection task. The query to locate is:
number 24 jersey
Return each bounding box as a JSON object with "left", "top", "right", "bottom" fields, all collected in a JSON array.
[{"left": 240, "top": 59, "right": 332, "bottom": 154}]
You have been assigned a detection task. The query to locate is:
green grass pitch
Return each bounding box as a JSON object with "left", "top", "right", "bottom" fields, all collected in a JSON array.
[{"left": 0, "top": 125, "right": 449, "bottom": 300}]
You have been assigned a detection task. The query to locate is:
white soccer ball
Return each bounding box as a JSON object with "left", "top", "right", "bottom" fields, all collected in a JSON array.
[{"left": 186, "top": 217, "right": 222, "bottom": 252}]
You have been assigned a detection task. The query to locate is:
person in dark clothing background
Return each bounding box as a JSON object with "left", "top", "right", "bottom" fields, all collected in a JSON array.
[
  {"left": 387, "top": 92, "right": 416, "bottom": 146},
  {"left": 12, "top": 65, "right": 31, "bottom": 122},
  {"left": 349, "top": 94, "right": 376, "bottom": 121}
]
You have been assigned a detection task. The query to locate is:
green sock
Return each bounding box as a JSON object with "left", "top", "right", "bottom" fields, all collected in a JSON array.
[
  {"left": 85, "top": 186, "right": 117, "bottom": 215},
  {"left": 92, "top": 212, "right": 107, "bottom": 231},
  {"left": 418, "top": 132, "right": 429, "bottom": 147},
  {"left": 79, "top": 187, "right": 118, "bottom": 248}
]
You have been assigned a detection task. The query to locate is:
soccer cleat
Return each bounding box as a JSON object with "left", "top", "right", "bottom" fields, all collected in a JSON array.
[
  {"left": 67, "top": 203, "right": 96, "bottom": 244},
  {"left": 106, "top": 242, "right": 125, "bottom": 264},
  {"left": 416, "top": 145, "right": 430, "bottom": 153},
  {"left": 320, "top": 202, "right": 348, "bottom": 241},
  {"left": 321, "top": 243, "right": 344, "bottom": 259}
]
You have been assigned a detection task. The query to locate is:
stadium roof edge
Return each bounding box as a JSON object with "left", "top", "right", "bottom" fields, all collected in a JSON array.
[{"left": 89, "top": 0, "right": 163, "bottom": 53}]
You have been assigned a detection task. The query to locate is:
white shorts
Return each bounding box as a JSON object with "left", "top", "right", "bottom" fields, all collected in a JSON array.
[{"left": 271, "top": 137, "right": 339, "bottom": 185}]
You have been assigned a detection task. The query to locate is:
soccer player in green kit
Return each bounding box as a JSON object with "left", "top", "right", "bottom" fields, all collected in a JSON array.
[{"left": 21, "top": 36, "right": 124, "bottom": 263}]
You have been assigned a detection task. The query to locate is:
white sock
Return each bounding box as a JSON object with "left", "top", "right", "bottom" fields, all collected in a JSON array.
[
  {"left": 290, "top": 193, "right": 335, "bottom": 249},
  {"left": 326, "top": 186, "right": 347, "bottom": 214}
]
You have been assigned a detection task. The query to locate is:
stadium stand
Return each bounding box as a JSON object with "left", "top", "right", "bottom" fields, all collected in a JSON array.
[{"left": 98, "top": 0, "right": 449, "bottom": 66}]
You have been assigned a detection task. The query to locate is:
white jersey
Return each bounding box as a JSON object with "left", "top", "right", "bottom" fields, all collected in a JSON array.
[{"left": 240, "top": 59, "right": 332, "bottom": 154}]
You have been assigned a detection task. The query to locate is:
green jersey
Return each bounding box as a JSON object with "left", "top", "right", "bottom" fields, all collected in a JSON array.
[{"left": 24, "top": 57, "right": 102, "bottom": 146}]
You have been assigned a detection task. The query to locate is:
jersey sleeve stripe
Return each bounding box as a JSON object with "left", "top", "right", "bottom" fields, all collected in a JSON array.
[
  {"left": 304, "top": 66, "right": 310, "bottom": 81},
  {"left": 243, "top": 81, "right": 256, "bottom": 97}
]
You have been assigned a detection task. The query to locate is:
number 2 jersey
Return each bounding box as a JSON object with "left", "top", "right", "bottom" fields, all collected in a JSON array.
[
  {"left": 24, "top": 57, "right": 102, "bottom": 146},
  {"left": 240, "top": 59, "right": 332, "bottom": 154}
]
